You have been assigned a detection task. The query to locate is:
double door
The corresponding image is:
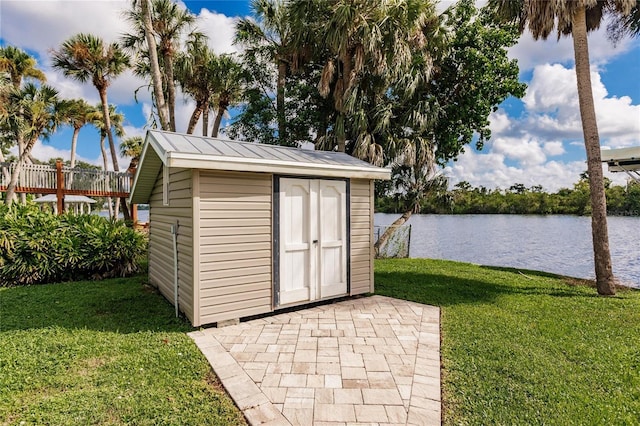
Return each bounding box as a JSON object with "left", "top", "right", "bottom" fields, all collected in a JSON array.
[{"left": 278, "top": 178, "right": 347, "bottom": 305}]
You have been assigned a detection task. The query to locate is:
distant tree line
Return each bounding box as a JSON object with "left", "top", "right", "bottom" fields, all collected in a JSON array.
[{"left": 376, "top": 173, "right": 640, "bottom": 216}]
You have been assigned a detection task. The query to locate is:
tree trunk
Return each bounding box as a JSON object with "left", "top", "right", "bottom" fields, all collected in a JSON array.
[
  {"left": 69, "top": 126, "right": 80, "bottom": 186},
  {"left": 4, "top": 136, "right": 37, "bottom": 206},
  {"left": 211, "top": 104, "right": 226, "bottom": 138},
  {"left": 277, "top": 59, "right": 287, "bottom": 143},
  {"left": 572, "top": 6, "right": 616, "bottom": 295},
  {"left": 203, "top": 101, "right": 209, "bottom": 137},
  {"left": 100, "top": 135, "right": 114, "bottom": 219},
  {"left": 164, "top": 50, "right": 177, "bottom": 131},
  {"left": 141, "top": 0, "right": 170, "bottom": 131},
  {"left": 98, "top": 88, "right": 130, "bottom": 221},
  {"left": 373, "top": 210, "right": 412, "bottom": 256},
  {"left": 186, "top": 102, "right": 203, "bottom": 134}
]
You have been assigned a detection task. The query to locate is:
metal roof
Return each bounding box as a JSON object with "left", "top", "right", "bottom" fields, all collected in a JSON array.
[
  {"left": 601, "top": 146, "right": 640, "bottom": 172},
  {"left": 130, "top": 130, "right": 390, "bottom": 204}
]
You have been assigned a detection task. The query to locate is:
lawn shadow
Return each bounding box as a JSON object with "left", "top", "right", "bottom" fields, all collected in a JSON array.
[
  {"left": 375, "top": 265, "right": 601, "bottom": 307},
  {"left": 0, "top": 275, "right": 192, "bottom": 334}
]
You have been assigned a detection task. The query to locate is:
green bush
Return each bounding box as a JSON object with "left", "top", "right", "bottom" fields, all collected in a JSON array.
[{"left": 0, "top": 203, "right": 147, "bottom": 286}]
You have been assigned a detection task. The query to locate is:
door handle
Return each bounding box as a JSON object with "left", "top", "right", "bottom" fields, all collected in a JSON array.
[{"left": 312, "top": 240, "right": 318, "bottom": 244}]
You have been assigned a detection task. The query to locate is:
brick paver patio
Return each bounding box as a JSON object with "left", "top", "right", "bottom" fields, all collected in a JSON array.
[{"left": 189, "top": 295, "right": 441, "bottom": 425}]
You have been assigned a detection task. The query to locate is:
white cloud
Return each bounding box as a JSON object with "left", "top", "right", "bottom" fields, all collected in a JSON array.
[
  {"left": 197, "top": 9, "right": 240, "bottom": 54},
  {"left": 509, "top": 25, "right": 635, "bottom": 72},
  {"left": 543, "top": 141, "right": 565, "bottom": 156}
]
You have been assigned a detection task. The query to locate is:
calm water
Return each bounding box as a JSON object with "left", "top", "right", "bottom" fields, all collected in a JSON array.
[{"left": 375, "top": 213, "right": 640, "bottom": 288}]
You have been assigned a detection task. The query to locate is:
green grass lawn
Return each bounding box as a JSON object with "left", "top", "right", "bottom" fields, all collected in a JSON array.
[
  {"left": 0, "top": 273, "right": 245, "bottom": 425},
  {"left": 2, "top": 259, "right": 639, "bottom": 425},
  {"left": 375, "top": 258, "right": 640, "bottom": 425}
]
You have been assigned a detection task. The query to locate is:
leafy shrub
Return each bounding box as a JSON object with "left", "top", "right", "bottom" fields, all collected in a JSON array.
[{"left": 0, "top": 203, "right": 147, "bottom": 286}]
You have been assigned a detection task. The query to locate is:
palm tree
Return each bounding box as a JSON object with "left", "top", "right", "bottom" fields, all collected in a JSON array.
[
  {"left": 211, "top": 55, "right": 244, "bottom": 137},
  {"left": 0, "top": 46, "right": 46, "bottom": 89},
  {"left": 374, "top": 140, "right": 447, "bottom": 255},
  {"left": 488, "top": 0, "right": 638, "bottom": 295},
  {"left": 51, "top": 33, "right": 130, "bottom": 219},
  {"left": 0, "top": 46, "right": 47, "bottom": 171},
  {"left": 128, "top": 0, "right": 170, "bottom": 130},
  {"left": 123, "top": 0, "right": 198, "bottom": 131},
  {"left": 235, "top": 0, "right": 302, "bottom": 142},
  {"left": 120, "top": 136, "right": 144, "bottom": 173},
  {"left": 57, "top": 99, "right": 94, "bottom": 169},
  {"left": 90, "top": 104, "right": 125, "bottom": 219},
  {"left": 174, "top": 34, "right": 218, "bottom": 135},
  {"left": 51, "top": 34, "right": 129, "bottom": 175},
  {"left": 288, "top": 0, "right": 437, "bottom": 156},
  {"left": 3, "top": 84, "right": 61, "bottom": 205}
]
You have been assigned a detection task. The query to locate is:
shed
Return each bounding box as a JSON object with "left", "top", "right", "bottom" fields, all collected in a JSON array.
[{"left": 130, "top": 130, "right": 391, "bottom": 326}]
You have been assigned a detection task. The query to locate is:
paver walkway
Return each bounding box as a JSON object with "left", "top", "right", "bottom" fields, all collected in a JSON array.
[{"left": 189, "top": 295, "right": 441, "bottom": 425}]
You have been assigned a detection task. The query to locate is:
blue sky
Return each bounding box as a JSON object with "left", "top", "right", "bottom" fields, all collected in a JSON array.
[{"left": 1, "top": 0, "right": 639, "bottom": 191}]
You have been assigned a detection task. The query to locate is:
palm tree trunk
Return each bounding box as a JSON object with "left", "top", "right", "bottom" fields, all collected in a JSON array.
[
  {"left": 4, "top": 136, "right": 37, "bottom": 206},
  {"left": 141, "top": 0, "right": 170, "bottom": 131},
  {"left": 186, "top": 102, "right": 203, "bottom": 134},
  {"left": 98, "top": 88, "right": 130, "bottom": 221},
  {"left": 203, "top": 101, "right": 209, "bottom": 137},
  {"left": 211, "top": 104, "right": 226, "bottom": 138},
  {"left": 100, "top": 135, "right": 114, "bottom": 219},
  {"left": 69, "top": 126, "right": 80, "bottom": 186},
  {"left": 373, "top": 211, "right": 412, "bottom": 257},
  {"left": 277, "top": 59, "right": 287, "bottom": 143},
  {"left": 164, "top": 51, "right": 177, "bottom": 132},
  {"left": 572, "top": 6, "right": 616, "bottom": 295}
]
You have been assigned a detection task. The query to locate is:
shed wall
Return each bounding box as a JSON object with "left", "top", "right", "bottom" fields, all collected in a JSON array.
[
  {"left": 350, "top": 179, "right": 374, "bottom": 295},
  {"left": 148, "top": 167, "right": 195, "bottom": 323},
  {"left": 197, "top": 170, "right": 273, "bottom": 325}
]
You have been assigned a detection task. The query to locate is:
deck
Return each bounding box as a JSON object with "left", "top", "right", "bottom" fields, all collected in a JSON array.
[{"left": 1, "top": 160, "right": 132, "bottom": 213}]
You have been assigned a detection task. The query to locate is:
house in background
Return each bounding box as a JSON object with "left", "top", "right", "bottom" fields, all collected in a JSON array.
[{"left": 130, "top": 130, "right": 390, "bottom": 327}]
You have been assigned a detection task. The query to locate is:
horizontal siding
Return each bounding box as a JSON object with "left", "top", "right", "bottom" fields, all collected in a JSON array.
[
  {"left": 198, "top": 171, "right": 273, "bottom": 324},
  {"left": 350, "top": 179, "right": 373, "bottom": 295},
  {"left": 148, "top": 167, "right": 194, "bottom": 324}
]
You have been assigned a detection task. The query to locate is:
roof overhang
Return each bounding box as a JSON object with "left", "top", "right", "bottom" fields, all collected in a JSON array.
[
  {"left": 129, "top": 131, "right": 391, "bottom": 204},
  {"left": 601, "top": 146, "right": 640, "bottom": 172}
]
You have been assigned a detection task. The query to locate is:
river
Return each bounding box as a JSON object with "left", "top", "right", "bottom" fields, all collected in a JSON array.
[{"left": 375, "top": 213, "right": 640, "bottom": 288}]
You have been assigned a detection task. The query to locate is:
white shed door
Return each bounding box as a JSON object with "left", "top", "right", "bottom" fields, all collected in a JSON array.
[{"left": 279, "top": 178, "right": 347, "bottom": 306}]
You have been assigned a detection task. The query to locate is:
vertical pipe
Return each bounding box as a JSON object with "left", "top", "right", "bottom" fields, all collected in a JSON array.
[{"left": 171, "top": 222, "right": 179, "bottom": 317}]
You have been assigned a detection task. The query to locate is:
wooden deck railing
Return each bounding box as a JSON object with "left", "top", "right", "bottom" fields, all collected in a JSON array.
[{"left": 0, "top": 160, "right": 132, "bottom": 214}]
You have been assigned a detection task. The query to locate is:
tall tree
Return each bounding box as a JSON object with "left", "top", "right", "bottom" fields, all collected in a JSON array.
[
  {"left": 90, "top": 104, "right": 125, "bottom": 219},
  {"left": 57, "top": 99, "right": 94, "bottom": 169},
  {"left": 235, "top": 0, "right": 301, "bottom": 142},
  {"left": 51, "top": 33, "right": 130, "bottom": 220},
  {"left": 0, "top": 46, "right": 47, "bottom": 170},
  {"left": 288, "top": 0, "right": 439, "bottom": 159},
  {"left": 488, "top": 0, "right": 638, "bottom": 295},
  {"left": 3, "top": 84, "right": 61, "bottom": 205},
  {"left": 0, "top": 46, "right": 46, "bottom": 89},
  {"left": 124, "top": 0, "right": 198, "bottom": 131},
  {"left": 174, "top": 34, "right": 218, "bottom": 135},
  {"left": 210, "top": 55, "right": 244, "bottom": 137}
]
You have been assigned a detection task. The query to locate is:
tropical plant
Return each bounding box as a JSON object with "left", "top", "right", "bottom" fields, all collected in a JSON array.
[
  {"left": 174, "top": 33, "right": 218, "bottom": 135},
  {"left": 51, "top": 33, "right": 131, "bottom": 220},
  {"left": 488, "top": 0, "right": 639, "bottom": 295},
  {"left": 2, "top": 84, "right": 61, "bottom": 205},
  {"left": 123, "top": 0, "right": 199, "bottom": 131},
  {"left": 210, "top": 55, "right": 244, "bottom": 137},
  {"left": 287, "top": 0, "right": 438, "bottom": 159},
  {"left": 0, "top": 46, "right": 47, "bottom": 169},
  {"left": 0, "top": 203, "right": 147, "bottom": 286},
  {"left": 374, "top": 141, "right": 448, "bottom": 255},
  {"left": 57, "top": 99, "right": 95, "bottom": 169},
  {"left": 90, "top": 104, "right": 125, "bottom": 219},
  {"left": 0, "top": 45, "right": 46, "bottom": 89},
  {"left": 235, "top": 0, "right": 303, "bottom": 142}
]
